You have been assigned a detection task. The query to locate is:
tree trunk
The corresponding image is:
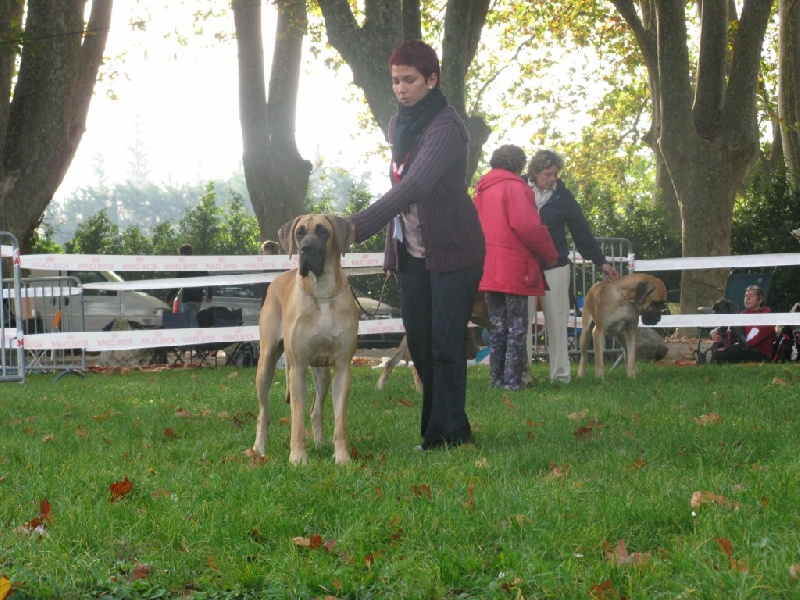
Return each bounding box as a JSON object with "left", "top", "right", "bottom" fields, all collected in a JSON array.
[
  {"left": 779, "top": 0, "right": 800, "bottom": 184},
  {"left": 233, "top": 0, "right": 312, "bottom": 243},
  {"left": 0, "top": 1, "right": 113, "bottom": 251},
  {"left": 613, "top": 0, "right": 774, "bottom": 332},
  {"left": 317, "top": 0, "right": 491, "bottom": 184}
]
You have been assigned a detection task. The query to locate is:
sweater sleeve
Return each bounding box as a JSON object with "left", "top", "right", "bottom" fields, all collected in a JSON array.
[
  {"left": 349, "top": 112, "right": 465, "bottom": 244},
  {"left": 562, "top": 188, "right": 607, "bottom": 266}
]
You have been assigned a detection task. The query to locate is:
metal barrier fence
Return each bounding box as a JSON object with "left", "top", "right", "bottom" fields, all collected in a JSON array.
[
  {"left": 1, "top": 232, "right": 25, "bottom": 383},
  {"left": 531, "top": 236, "right": 634, "bottom": 362},
  {"left": 3, "top": 274, "right": 87, "bottom": 377}
]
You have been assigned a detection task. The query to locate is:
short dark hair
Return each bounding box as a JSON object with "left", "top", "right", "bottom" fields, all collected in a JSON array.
[
  {"left": 389, "top": 39, "right": 441, "bottom": 89},
  {"left": 745, "top": 285, "right": 765, "bottom": 306},
  {"left": 178, "top": 243, "right": 193, "bottom": 256},
  {"left": 526, "top": 149, "right": 564, "bottom": 180},
  {"left": 490, "top": 145, "right": 527, "bottom": 175}
]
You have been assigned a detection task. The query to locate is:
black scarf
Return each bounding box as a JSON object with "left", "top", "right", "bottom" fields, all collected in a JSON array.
[{"left": 392, "top": 87, "right": 448, "bottom": 164}]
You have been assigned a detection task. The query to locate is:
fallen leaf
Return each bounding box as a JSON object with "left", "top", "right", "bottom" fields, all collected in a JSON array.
[
  {"left": 690, "top": 490, "right": 738, "bottom": 509},
  {"left": 628, "top": 458, "right": 647, "bottom": 470},
  {"left": 572, "top": 426, "right": 593, "bottom": 437},
  {"left": 41, "top": 433, "right": 54, "bottom": 443},
  {"left": 175, "top": 408, "right": 193, "bottom": 418},
  {"left": 109, "top": 476, "right": 133, "bottom": 502},
  {"left": 163, "top": 428, "right": 180, "bottom": 440},
  {"left": 730, "top": 558, "right": 748, "bottom": 573},
  {"left": 151, "top": 489, "right": 173, "bottom": 500},
  {"left": 502, "top": 395, "right": 516, "bottom": 410},
  {"left": 207, "top": 556, "right": 219, "bottom": 570},
  {"left": 771, "top": 377, "right": 787, "bottom": 386},
  {"left": 716, "top": 537, "right": 734, "bottom": 558},
  {"left": 589, "top": 577, "right": 615, "bottom": 598},
  {"left": 0, "top": 575, "right": 15, "bottom": 600},
  {"left": 546, "top": 463, "right": 570, "bottom": 479},
  {"left": 694, "top": 412, "right": 723, "bottom": 426},
  {"left": 475, "top": 457, "right": 489, "bottom": 468},
  {"left": 603, "top": 539, "right": 652, "bottom": 568},
  {"left": 568, "top": 410, "right": 588, "bottom": 421},
  {"left": 410, "top": 484, "right": 431, "bottom": 500},
  {"left": 227, "top": 371, "right": 239, "bottom": 379},
  {"left": 129, "top": 562, "right": 152, "bottom": 581},
  {"left": 461, "top": 482, "right": 475, "bottom": 510},
  {"left": 790, "top": 563, "right": 800, "bottom": 580}
]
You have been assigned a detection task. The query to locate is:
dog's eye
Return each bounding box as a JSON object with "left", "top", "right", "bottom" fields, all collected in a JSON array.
[
  {"left": 314, "top": 224, "right": 330, "bottom": 240},
  {"left": 296, "top": 225, "right": 307, "bottom": 239}
]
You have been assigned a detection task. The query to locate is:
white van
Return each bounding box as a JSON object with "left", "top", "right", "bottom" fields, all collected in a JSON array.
[{"left": 24, "top": 269, "right": 169, "bottom": 332}]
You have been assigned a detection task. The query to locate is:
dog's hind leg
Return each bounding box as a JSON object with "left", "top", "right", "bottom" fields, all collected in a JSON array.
[
  {"left": 623, "top": 330, "right": 637, "bottom": 378},
  {"left": 309, "top": 366, "right": 331, "bottom": 446},
  {"left": 577, "top": 318, "right": 593, "bottom": 378},
  {"left": 376, "top": 335, "right": 407, "bottom": 390}
]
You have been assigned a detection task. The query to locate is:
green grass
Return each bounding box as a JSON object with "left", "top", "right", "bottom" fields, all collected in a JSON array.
[{"left": 1, "top": 360, "right": 800, "bottom": 599}]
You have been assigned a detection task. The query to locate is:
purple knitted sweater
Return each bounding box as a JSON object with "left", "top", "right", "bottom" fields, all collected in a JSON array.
[{"left": 349, "top": 106, "right": 486, "bottom": 273}]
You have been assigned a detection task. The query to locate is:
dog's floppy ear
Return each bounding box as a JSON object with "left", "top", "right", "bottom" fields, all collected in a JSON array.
[
  {"left": 327, "top": 214, "right": 355, "bottom": 256},
  {"left": 278, "top": 218, "right": 299, "bottom": 259},
  {"left": 632, "top": 280, "right": 655, "bottom": 306}
]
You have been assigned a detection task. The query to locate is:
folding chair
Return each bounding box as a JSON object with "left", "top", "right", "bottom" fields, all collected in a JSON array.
[
  {"left": 694, "top": 269, "right": 774, "bottom": 363},
  {"left": 160, "top": 311, "right": 192, "bottom": 364},
  {"left": 194, "top": 307, "right": 243, "bottom": 367}
]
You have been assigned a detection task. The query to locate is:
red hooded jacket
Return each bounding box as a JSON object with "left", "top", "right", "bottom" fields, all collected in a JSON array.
[{"left": 474, "top": 168, "right": 558, "bottom": 296}]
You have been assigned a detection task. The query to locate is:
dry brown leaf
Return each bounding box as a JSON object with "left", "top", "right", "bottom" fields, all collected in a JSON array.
[
  {"left": 568, "top": 410, "right": 588, "bottom": 421},
  {"left": 461, "top": 482, "right": 475, "bottom": 510},
  {"left": 502, "top": 395, "right": 516, "bottom": 410},
  {"left": 474, "top": 457, "right": 489, "bottom": 468},
  {"left": 572, "top": 426, "right": 593, "bottom": 438},
  {"left": 716, "top": 537, "right": 734, "bottom": 558},
  {"left": 546, "top": 463, "right": 570, "bottom": 479},
  {"left": 227, "top": 371, "right": 239, "bottom": 379},
  {"left": 628, "top": 458, "right": 647, "bottom": 470},
  {"left": 694, "top": 412, "right": 723, "bottom": 426},
  {"left": 175, "top": 408, "right": 193, "bottom": 418},
  {"left": 129, "top": 562, "right": 153, "bottom": 581},
  {"left": 411, "top": 484, "right": 432, "bottom": 500},
  {"left": 690, "top": 490, "right": 738, "bottom": 509},
  {"left": 771, "top": 377, "right": 788, "bottom": 386},
  {"left": 207, "top": 556, "right": 219, "bottom": 570},
  {"left": 589, "top": 577, "right": 615, "bottom": 598},
  {"left": 109, "top": 476, "right": 133, "bottom": 502},
  {"left": 789, "top": 563, "right": 800, "bottom": 580}
]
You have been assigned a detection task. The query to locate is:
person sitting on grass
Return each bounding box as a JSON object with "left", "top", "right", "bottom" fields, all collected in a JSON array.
[{"left": 709, "top": 285, "right": 776, "bottom": 363}]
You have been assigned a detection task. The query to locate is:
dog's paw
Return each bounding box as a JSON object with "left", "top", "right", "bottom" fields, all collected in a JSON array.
[
  {"left": 333, "top": 450, "right": 351, "bottom": 465},
  {"left": 289, "top": 452, "right": 308, "bottom": 465}
]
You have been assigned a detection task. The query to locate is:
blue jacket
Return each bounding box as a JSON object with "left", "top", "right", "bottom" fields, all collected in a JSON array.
[{"left": 534, "top": 179, "right": 607, "bottom": 270}]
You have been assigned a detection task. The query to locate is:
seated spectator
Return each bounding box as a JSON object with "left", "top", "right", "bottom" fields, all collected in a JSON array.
[{"left": 710, "top": 285, "right": 776, "bottom": 363}]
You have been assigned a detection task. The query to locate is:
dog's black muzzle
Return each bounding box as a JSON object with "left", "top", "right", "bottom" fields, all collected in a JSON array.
[
  {"left": 641, "top": 301, "right": 668, "bottom": 326},
  {"left": 298, "top": 236, "right": 327, "bottom": 278}
]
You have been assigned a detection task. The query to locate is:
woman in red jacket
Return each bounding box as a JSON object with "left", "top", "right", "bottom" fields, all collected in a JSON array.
[
  {"left": 474, "top": 145, "right": 558, "bottom": 389},
  {"left": 710, "top": 285, "right": 777, "bottom": 363}
]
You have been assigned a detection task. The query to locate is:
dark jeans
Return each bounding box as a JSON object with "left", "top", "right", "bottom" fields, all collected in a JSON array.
[
  {"left": 713, "top": 342, "right": 770, "bottom": 364},
  {"left": 397, "top": 245, "right": 482, "bottom": 449}
]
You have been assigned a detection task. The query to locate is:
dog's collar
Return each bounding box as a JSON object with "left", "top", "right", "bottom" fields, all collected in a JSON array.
[{"left": 295, "top": 282, "right": 350, "bottom": 300}]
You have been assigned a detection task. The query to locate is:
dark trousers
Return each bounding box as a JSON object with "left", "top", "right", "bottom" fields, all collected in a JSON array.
[
  {"left": 397, "top": 246, "right": 482, "bottom": 449},
  {"left": 485, "top": 292, "right": 529, "bottom": 389},
  {"left": 713, "top": 342, "right": 770, "bottom": 364}
]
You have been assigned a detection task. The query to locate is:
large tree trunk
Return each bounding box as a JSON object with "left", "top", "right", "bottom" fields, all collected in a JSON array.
[
  {"left": 779, "top": 0, "right": 800, "bottom": 184},
  {"left": 0, "top": 1, "right": 113, "bottom": 251},
  {"left": 613, "top": 0, "right": 774, "bottom": 331},
  {"left": 317, "top": 0, "right": 491, "bottom": 184},
  {"left": 233, "top": 0, "right": 312, "bottom": 242}
]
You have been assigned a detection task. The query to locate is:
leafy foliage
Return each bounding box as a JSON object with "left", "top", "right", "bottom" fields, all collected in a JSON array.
[{"left": 731, "top": 164, "right": 800, "bottom": 312}]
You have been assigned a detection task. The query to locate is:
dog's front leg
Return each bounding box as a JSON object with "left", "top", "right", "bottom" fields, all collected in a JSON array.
[
  {"left": 310, "top": 366, "right": 331, "bottom": 446},
  {"left": 625, "top": 329, "right": 638, "bottom": 378},
  {"left": 288, "top": 358, "right": 309, "bottom": 465},
  {"left": 593, "top": 327, "right": 606, "bottom": 379},
  {"left": 330, "top": 362, "right": 351, "bottom": 464},
  {"left": 253, "top": 351, "right": 276, "bottom": 456}
]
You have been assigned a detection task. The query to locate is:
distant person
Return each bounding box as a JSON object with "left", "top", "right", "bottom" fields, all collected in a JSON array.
[
  {"left": 348, "top": 39, "right": 485, "bottom": 451},
  {"left": 177, "top": 243, "right": 213, "bottom": 327},
  {"left": 474, "top": 145, "right": 557, "bottom": 390},
  {"left": 526, "top": 150, "right": 619, "bottom": 384},
  {"left": 709, "top": 285, "right": 777, "bottom": 363}
]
